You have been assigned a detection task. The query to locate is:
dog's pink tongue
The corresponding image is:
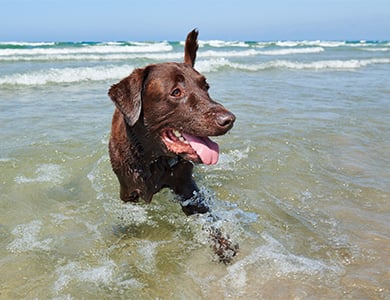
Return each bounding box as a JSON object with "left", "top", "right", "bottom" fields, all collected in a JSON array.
[{"left": 182, "top": 133, "right": 219, "bottom": 165}]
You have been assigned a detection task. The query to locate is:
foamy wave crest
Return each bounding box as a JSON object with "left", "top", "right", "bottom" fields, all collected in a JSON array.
[
  {"left": 107, "top": 200, "right": 154, "bottom": 227},
  {"left": 0, "top": 65, "right": 134, "bottom": 85},
  {"left": 219, "top": 233, "right": 342, "bottom": 297},
  {"left": 361, "top": 47, "right": 390, "bottom": 52},
  {"left": 0, "top": 49, "right": 258, "bottom": 62},
  {"left": 0, "top": 52, "right": 184, "bottom": 62},
  {"left": 196, "top": 58, "right": 390, "bottom": 73},
  {"left": 0, "top": 41, "right": 57, "bottom": 47},
  {"left": 258, "top": 40, "right": 390, "bottom": 48},
  {"left": 199, "top": 49, "right": 259, "bottom": 58},
  {"left": 3, "top": 58, "right": 389, "bottom": 86},
  {"left": 179, "top": 40, "right": 250, "bottom": 48},
  {"left": 274, "top": 41, "right": 346, "bottom": 48},
  {"left": 53, "top": 259, "right": 143, "bottom": 293},
  {"left": 199, "top": 40, "right": 250, "bottom": 48},
  {"left": 0, "top": 42, "right": 56, "bottom": 47},
  {"left": 271, "top": 58, "right": 390, "bottom": 70},
  {"left": 0, "top": 42, "right": 172, "bottom": 57},
  {"left": 7, "top": 220, "right": 53, "bottom": 253},
  {"left": 259, "top": 47, "right": 324, "bottom": 55},
  {"left": 15, "top": 164, "right": 66, "bottom": 184},
  {"left": 197, "top": 45, "right": 327, "bottom": 56}
]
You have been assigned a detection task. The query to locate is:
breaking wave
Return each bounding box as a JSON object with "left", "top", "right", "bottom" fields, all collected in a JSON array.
[
  {"left": 0, "top": 42, "right": 172, "bottom": 56},
  {"left": 195, "top": 58, "right": 390, "bottom": 73},
  {"left": 258, "top": 47, "right": 324, "bottom": 55},
  {"left": 0, "top": 65, "right": 134, "bottom": 85},
  {"left": 2, "top": 58, "right": 389, "bottom": 86},
  {"left": 7, "top": 220, "right": 53, "bottom": 253},
  {"left": 15, "top": 164, "right": 66, "bottom": 184},
  {"left": 0, "top": 47, "right": 325, "bottom": 62}
]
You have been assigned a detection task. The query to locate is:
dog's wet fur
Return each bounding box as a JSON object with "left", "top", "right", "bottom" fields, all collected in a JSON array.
[
  {"left": 108, "top": 29, "right": 235, "bottom": 216},
  {"left": 108, "top": 29, "right": 238, "bottom": 263}
]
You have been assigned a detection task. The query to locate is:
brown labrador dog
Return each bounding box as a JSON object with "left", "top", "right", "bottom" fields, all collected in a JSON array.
[{"left": 108, "top": 29, "right": 235, "bottom": 215}]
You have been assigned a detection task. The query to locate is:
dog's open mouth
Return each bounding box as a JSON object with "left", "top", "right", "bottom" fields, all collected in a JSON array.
[{"left": 161, "top": 129, "right": 219, "bottom": 165}]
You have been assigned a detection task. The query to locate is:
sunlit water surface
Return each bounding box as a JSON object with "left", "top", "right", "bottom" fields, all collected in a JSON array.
[{"left": 0, "top": 40, "right": 389, "bottom": 299}]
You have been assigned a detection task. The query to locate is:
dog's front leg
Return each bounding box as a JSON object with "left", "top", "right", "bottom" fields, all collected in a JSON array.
[{"left": 169, "top": 160, "right": 209, "bottom": 215}]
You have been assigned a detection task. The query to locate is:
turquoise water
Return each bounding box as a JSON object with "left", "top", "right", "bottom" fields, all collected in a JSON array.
[{"left": 0, "top": 40, "right": 389, "bottom": 299}]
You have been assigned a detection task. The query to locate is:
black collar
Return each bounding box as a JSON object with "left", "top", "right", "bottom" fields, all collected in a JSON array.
[{"left": 168, "top": 156, "right": 180, "bottom": 168}]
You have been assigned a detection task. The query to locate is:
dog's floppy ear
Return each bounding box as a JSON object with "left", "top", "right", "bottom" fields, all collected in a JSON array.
[
  {"left": 108, "top": 68, "right": 146, "bottom": 126},
  {"left": 184, "top": 29, "right": 199, "bottom": 67}
]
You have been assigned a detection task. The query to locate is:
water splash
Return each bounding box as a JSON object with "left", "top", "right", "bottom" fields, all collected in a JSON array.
[
  {"left": 15, "top": 164, "right": 65, "bottom": 184},
  {"left": 7, "top": 220, "right": 53, "bottom": 253}
]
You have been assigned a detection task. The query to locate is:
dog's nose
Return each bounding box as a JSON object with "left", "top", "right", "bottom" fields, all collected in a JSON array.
[{"left": 216, "top": 111, "right": 235, "bottom": 129}]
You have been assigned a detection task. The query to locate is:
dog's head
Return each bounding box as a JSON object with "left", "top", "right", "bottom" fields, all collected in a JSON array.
[{"left": 109, "top": 30, "right": 235, "bottom": 165}]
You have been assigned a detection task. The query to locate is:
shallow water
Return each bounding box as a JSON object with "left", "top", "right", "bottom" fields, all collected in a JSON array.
[{"left": 0, "top": 40, "right": 389, "bottom": 299}]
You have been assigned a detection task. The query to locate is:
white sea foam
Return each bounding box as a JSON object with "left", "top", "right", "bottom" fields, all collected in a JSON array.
[
  {"left": 0, "top": 157, "right": 14, "bottom": 162},
  {"left": 0, "top": 47, "right": 325, "bottom": 62},
  {"left": 219, "top": 232, "right": 342, "bottom": 297},
  {"left": 206, "top": 147, "right": 251, "bottom": 172},
  {"left": 7, "top": 220, "right": 53, "bottom": 253},
  {"left": 108, "top": 200, "right": 153, "bottom": 226},
  {"left": 275, "top": 40, "right": 347, "bottom": 48},
  {"left": 0, "top": 52, "right": 184, "bottom": 62},
  {"left": 361, "top": 47, "right": 390, "bottom": 52},
  {"left": 0, "top": 49, "right": 259, "bottom": 62},
  {"left": 199, "top": 40, "right": 250, "bottom": 48},
  {"left": 87, "top": 154, "right": 112, "bottom": 201},
  {"left": 259, "top": 47, "right": 325, "bottom": 55},
  {"left": 2, "top": 40, "right": 387, "bottom": 64},
  {"left": 0, "top": 41, "right": 57, "bottom": 46},
  {"left": 188, "top": 185, "right": 258, "bottom": 252},
  {"left": 0, "top": 42, "right": 172, "bottom": 57},
  {"left": 86, "top": 153, "right": 153, "bottom": 227},
  {"left": 0, "top": 65, "right": 134, "bottom": 85},
  {"left": 271, "top": 58, "right": 390, "bottom": 70},
  {"left": 50, "top": 213, "right": 74, "bottom": 225},
  {"left": 0, "top": 57, "right": 383, "bottom": 86},
  {"left": 99, "top": 41, "right": 124, "bottom": 46},
  {"left": 54, "top": 258, "right": 143, "bottom": 293},
  {"left": 135, "top": 240, "right": 160, "bottom": 274},
  {"left": 2, "top": 57, "right": 389, "bottom": 86},
  {"left": 199, "top": 49, "right": 259, "bottom": 58},
  {"left": 195, "top": 58, "right": 231, "bottom": 73},
  {"left": 196, "top": 57, "right": 390, "bottom": 73},
  {"left": 15, "top": 164, "right": 65, "bottom": 184},
  {"left": 54, "top": 260, "right": 114, "bottom": 291},
  {"left": 179, "top": 40, "right": 250, "bottom": 48},
  {"left": 258, "top": 40, "right": 389, "bottom": 48}
]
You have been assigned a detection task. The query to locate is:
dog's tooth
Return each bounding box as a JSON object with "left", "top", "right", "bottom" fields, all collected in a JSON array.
[
  {"left": 164, "top": 136, "right": 173, "bottom": 143},
  {"left": 179, "top": 137, "right": 185, "bottom": 142},
  {"left": 173, "top": 130, "right": 182, "bottom": 138}
]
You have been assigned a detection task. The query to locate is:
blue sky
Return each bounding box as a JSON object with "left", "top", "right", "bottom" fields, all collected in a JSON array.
[{"left": 1, "top": 0, "right": 389, "bottom": 41}]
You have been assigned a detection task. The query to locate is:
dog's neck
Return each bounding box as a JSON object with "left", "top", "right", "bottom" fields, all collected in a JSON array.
[
  {"left": 124, "top": 118, "right": 180, "bottom": 179},
  {"left": 124, "top": 120, "right": 148, "bottom": 176}
]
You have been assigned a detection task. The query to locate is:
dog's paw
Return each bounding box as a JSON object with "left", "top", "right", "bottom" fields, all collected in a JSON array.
[
  {"left": 180, "top": 200, "right": 209, "bottom": 215},
  {"left": 179, "top": 191, "right": 210, "bottom": 215},
  {"left": 207, "top": 226, "right": 239, "bottom": 264}
]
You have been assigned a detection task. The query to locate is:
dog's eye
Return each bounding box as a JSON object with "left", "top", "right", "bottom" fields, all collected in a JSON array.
[
  {"left": 201, "top": 79, "right": 210, "bottom": 91},
  {"left": 171, "top": 88, "right": 182, "bottom": 97}
]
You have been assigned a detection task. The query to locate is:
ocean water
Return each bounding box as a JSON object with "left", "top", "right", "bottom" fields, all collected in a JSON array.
[{"left": 0, "top": 39, "right": 389, "bottom": 299}]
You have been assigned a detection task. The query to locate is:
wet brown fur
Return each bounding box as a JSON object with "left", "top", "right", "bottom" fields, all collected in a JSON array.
[{"left": 108, "top": 29, "right": 235, "bottom": 215}]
